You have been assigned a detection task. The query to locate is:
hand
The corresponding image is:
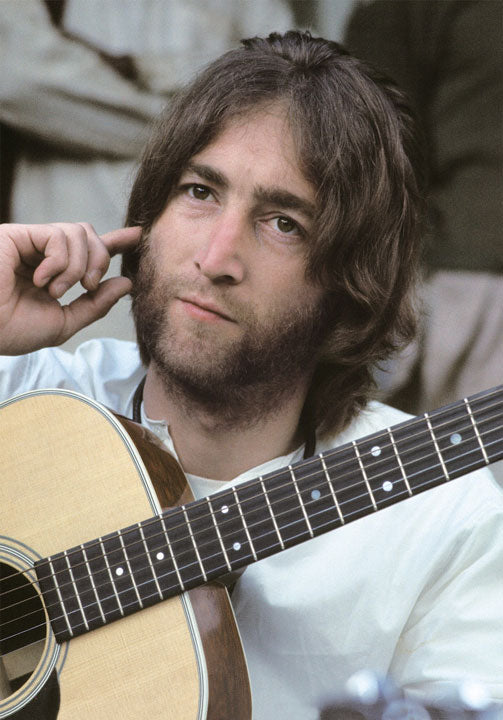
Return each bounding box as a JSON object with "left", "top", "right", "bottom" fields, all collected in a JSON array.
[{"left": 0, "top": 222, "right": 141, "bottom": 355}]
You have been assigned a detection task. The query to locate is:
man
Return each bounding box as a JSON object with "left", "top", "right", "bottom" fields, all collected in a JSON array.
[{"left": 0, "top": 32, "right": 502, "bottom": 718}]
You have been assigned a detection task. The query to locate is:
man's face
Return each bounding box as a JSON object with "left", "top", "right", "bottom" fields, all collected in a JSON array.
[{"left": 133, "top": 106, "right": 327, "bottom": 421}]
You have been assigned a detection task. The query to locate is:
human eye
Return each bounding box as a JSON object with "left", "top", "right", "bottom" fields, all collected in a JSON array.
[
  {"left": 186, "top": 183, "right": 213, "bottom": 201},
  {"left": 268, "top": 215, "right": 305, "bottom": 240}
]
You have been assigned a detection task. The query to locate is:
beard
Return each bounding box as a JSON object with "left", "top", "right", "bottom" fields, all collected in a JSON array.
[{"left": 131, "top": 248, "right": 329, "bottom": 429}]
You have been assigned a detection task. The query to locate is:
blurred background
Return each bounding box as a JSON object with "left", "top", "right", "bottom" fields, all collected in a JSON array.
[{"left": 0, "top": 0, "right": 501, "bottom": 483}]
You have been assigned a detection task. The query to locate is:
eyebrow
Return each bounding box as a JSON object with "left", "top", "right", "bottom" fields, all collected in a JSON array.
[
  {"left": 254, "top": 186, "right": 316, "bottom": 220},
  {"left": 186, "top": 162, "right": 228, "bottom": 190},
  {"left": 185, "top": 162, "right": 316, "bottom": 220}
]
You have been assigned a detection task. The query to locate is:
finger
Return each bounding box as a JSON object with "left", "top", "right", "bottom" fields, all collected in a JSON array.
[
  {"left": 30, "top": 226, "right": 70, "bottom": 288},
  {"left": 31, "top": 223, "right": 90, "bottom": 297},
  {"left": 45, "top": 223, "right": 92, "bottom": 298},
  {"left": 74, "top": 222, "right": 112, "bottom": 292},
  {"left": 57, "top": 276, "right": 133, "bottom": 344},
  {"left": 100, "top": 226, "right": 143, "bottom": 255}
]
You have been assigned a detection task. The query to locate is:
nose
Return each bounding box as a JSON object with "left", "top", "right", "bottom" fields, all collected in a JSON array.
[{"left": 193, "top": 211, "right": 246, "bottom": 284}]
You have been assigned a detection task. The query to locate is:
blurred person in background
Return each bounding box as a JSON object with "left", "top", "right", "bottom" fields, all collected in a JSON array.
[
  {"left": 343, "top": 0, "right": 502, "bottom": 416},
  {"left": 0, "top": 0, "right": 294, "bottom": 348}
]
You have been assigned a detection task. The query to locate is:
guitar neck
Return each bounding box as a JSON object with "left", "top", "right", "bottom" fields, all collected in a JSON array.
[{"left": 36, "top": 385, "right": 503, "bottom": 643}]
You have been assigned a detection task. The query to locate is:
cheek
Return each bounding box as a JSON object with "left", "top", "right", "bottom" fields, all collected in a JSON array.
[
  {"left": 149, "top": 219, "right": 189, "bottom": 267},
  {"left": 261, "top": 261, "right": 322, "bottom": 308}
]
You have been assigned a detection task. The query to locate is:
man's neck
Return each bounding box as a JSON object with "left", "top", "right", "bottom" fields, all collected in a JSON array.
[{"left": 142, "top": 366, "right": 308, "bottom": 482}]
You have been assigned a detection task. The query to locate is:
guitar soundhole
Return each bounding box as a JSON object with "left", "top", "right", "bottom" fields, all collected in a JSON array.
[{"left": 0, "top": 560, "right": 46, "bottom": 700}]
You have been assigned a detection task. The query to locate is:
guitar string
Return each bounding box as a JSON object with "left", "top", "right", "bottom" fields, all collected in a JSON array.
[
  {"left": 4, "top": 386, "right": 503, "bottom": 600},
  {"left": 0, "top": 400, "right": 501, "bottom": 612},
  {"left": 2, "top": 386, "right": 501, "bottom": 598},
  {"left": 1, "top": 425, "right": 501, "bottom": 642},
  {"left": 4, "top": 432, "right": 502, "bottom": 640},
  {"left": 4, "top": 432, "right": 503, "bottom": 643},
  {"left": 1, "top": 433, "right": 500, "bottom": 648},
  {"left": 1, "top": 397, "right": 500, "bottom": 603},
  {"left": 1, "top": 400, "right": 501, "bottom": 626}
]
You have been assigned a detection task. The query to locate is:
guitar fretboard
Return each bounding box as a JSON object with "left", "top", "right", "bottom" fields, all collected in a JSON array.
[{"left": 35, "top": 385, "right": 503, "bottom": 643}]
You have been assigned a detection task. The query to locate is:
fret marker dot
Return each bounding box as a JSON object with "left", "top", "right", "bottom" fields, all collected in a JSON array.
[
  {"left": 382, "top": 481, "right": 393, "bottom": 492},
  {"left": 156, "top": 552, "right": 165, "bottom": 561},
  {"left": 115, "top": 567, "right": 124, "bottom": 576},
  {"left": 450, "top": 433, "right": 462, "bottom": 445},
  {"left": 221, "top": 505, "right": 229, "bottom": 514},
  {"left": 371, "top": 446, "right": 381, "bottom": 457},
  {"left": 311, "top": 489, "right": 321, "bottom": 500},
  {"left": 233, "top": 542, "right": 241, "bottom": 552}
]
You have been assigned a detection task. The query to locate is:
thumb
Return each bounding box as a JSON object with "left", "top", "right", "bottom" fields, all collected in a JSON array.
[{"left": 58, "top": 276, "right": 133, "bottom": 343}]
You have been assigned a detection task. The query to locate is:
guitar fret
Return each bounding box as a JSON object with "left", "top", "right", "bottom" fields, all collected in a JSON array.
[
  {"left": 80, "top": 538, "right": 121, "bottom": 623},
  {"left": 289, "top": 455, "right": 345, "bottom": 535},
  {"left": 260, "top": 477, "right": 285, "bottom": 550},
  {"left": 63, "top": 546, "right": 106, "bottom": 631},
  {"left": 352, "top": 441, "right": 377, "bottom": 511},
  {"left": 320, "top": 454, "right": 345, "bottom": 524},
  {"left": 48, "top": 557, "right": 74, "bottom": 637},
  {"left": 233, "top": 487, "right": 258, "bottom": 561},
  {"left": 118, "top": 531, "right": 143, "bottom": 609},
  {"left": 289, "top": 465, "right": 314, "bottom": 538},
  {"left": 29, "top": 384, "right": 502, "bottom": 646},
  {"left": 81, "top": 544, "right": 106, "bottom": 625},
  {"left": 63, "top": 549, "right": 89, "bottom": 631},
  {"left": 465, "top": 398, "right": 490, "bottom": 464},
  {"left": 207, "top": 498, "right": 232, "bottom": 572},
  {"left": 322, "top": 445, "right": 372, "bottom": 522},
  {"left": 182, "top": 507, "right": 207, "bottom": 582},
  {"left": 203, "top": 491, "right": 254, "bottom": 571},
  {"left": 425, "top": 413, "right": 449, "bottom": 481},
  {"left": 185, "top": 499, "right": 237, "bottom": 576},
  {"left": 139, "top": 524, "right": 163, "bottom": 601},
  {"left": 392, "top": 417, "right": 446, "bottom": 493},
  {"left": 159, "top": 515, "right": 185, "bottom": 592},
  {"left": 350, "top": 430, "right": 412, "bottom": 510},
  {"left": 99, "top": 537, "right": 124, "bottom": 616},
  {"left": 232, "top": 482, "right": 281, "bottom": 560},
  {"left": 388, "top": 428, "right": 413, "bottom": 496},
  {"left": 265, "top": 470, "right": 312, "bottom": 546}
]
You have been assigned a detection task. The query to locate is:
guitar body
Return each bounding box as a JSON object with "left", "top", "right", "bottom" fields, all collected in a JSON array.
[{"left": 0, "top": 390, "right": 251, "bottom": 719}]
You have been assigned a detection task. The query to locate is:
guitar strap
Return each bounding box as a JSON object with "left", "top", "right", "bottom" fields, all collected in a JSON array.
[{"left": 131, "top": 376, "right": 146, "bottom": 424}]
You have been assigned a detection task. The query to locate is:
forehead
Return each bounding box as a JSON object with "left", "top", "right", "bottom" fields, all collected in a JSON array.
[{"left": 188, "top": 106, "right": 316, "bottom": 207}]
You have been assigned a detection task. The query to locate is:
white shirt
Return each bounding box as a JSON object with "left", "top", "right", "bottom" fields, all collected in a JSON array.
[{"left": 1, "top": 338, "right": 502, "bottom": 718}]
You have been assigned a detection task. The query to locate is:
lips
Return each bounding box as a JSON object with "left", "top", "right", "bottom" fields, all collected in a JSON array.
[{"left": 178, "top": 295, "right": 234, "bottom": 322}]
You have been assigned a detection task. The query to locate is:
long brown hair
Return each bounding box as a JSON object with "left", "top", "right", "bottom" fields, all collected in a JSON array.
[{"left": 123, "top": 31, "right": 426, "bottom": 436}]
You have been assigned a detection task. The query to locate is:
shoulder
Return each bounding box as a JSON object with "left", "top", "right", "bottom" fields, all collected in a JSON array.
[
  {"left": 318, "top": 400, "right": 411, "bottom": 451},
  {"left": 0, "top": 338, "right": 145, "bottom": 415}
]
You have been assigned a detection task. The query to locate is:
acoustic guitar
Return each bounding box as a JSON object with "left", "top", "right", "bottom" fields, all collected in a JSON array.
[{"left": 1, "top": 386, "right": 502, "bottom": 719}]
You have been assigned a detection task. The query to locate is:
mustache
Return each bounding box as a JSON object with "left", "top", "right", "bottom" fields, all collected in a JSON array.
[{"left": 134, "top": 267, "right": 258, "bottom": 326}]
